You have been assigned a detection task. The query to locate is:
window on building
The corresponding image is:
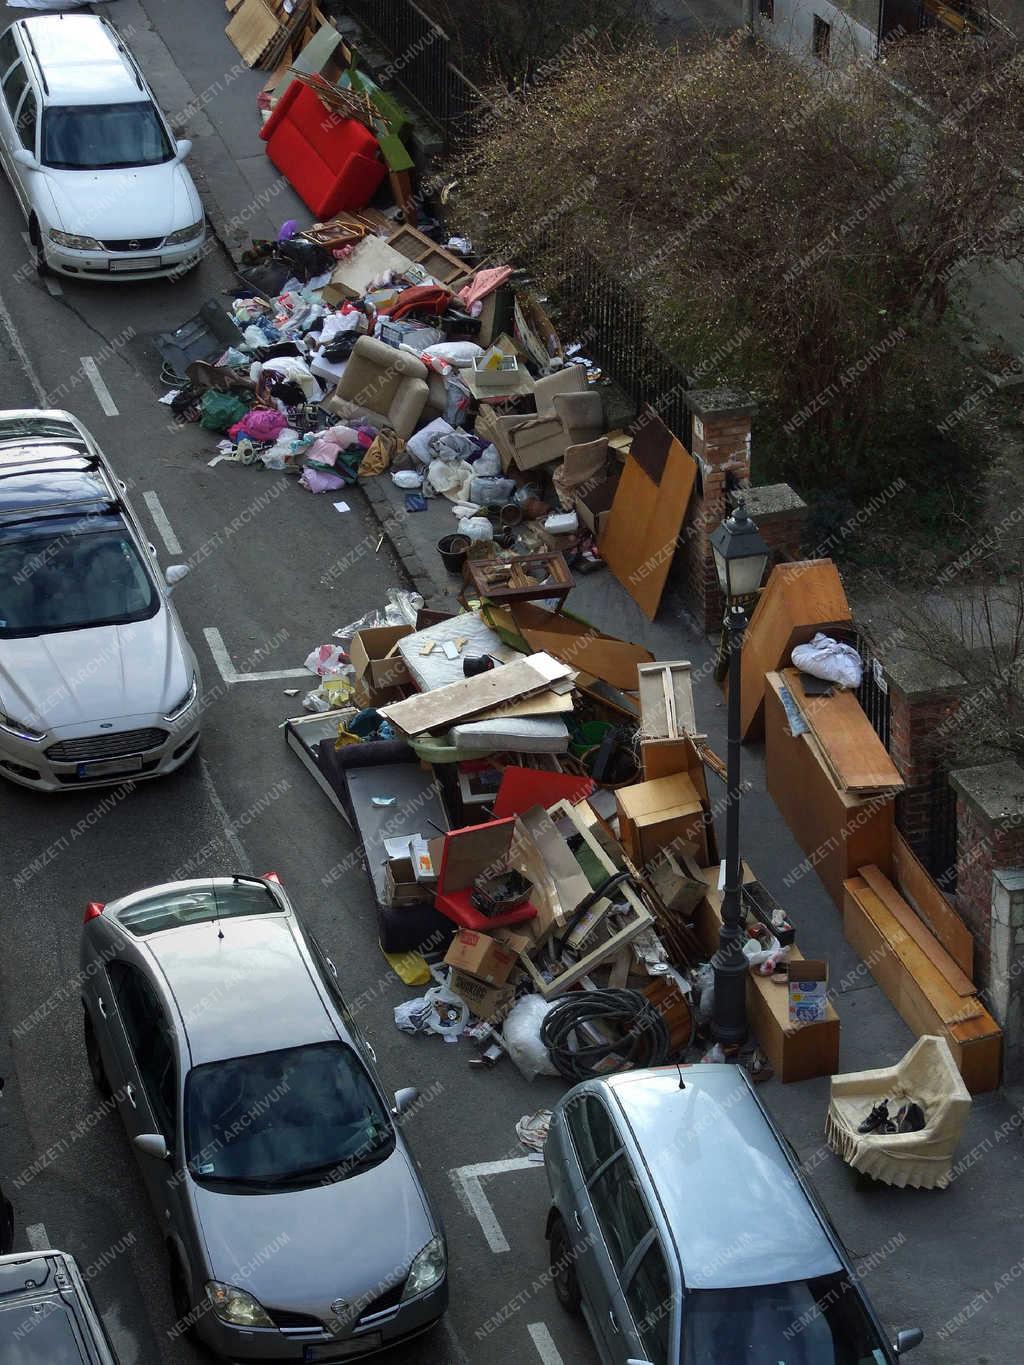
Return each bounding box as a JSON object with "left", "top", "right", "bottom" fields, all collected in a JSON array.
[{"left": 813, "top": 15, "right": 832, "bottom": 61}]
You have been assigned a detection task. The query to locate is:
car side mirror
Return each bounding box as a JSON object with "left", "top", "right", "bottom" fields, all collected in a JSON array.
[
  {"left": 14, "top": 149, "right": 39, "bottom": 171},
  {"left": 134, "top": 1133, "right": 169, "bottom": 1161},
  {"left": 894, "top": 1328, "right": 923, "bottom": 1355},
  {"left": 175, "top": 138, "right": 192, "bottom": 162},
  {"left": 392, "top": 1087, "right": 419, "bottom": 1116},
  {"left": 165, "top": 564, "right": 189, "bottom": 592}
]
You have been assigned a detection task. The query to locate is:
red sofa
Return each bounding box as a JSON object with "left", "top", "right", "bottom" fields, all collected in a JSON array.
[{"left": 259, "top": 83, "right": 385, "bottom": 218}]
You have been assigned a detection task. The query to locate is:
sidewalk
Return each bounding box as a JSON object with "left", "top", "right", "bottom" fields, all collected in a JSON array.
[{"left": 111, "top": 7, "right": 1024, "bottom": 1358}]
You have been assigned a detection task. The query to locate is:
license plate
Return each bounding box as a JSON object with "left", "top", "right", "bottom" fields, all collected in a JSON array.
[
  {"left": 109, "top": 257, "right": 160, "bottom": 271},
  {"left": 304, "top": 1336, "right": 381, "bottom": 1362},
  {"left": 76, "top": 754, "right": 145, "bottom": 778}
]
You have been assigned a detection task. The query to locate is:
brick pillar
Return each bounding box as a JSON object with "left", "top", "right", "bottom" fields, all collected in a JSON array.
[
  {"left": 992, "top": 870, "right": 1024, "bottom": 1085},
  {"left": 950, "top": 761, "right": 1024, "bottom": 995},
  {"left": 742, "top": 484, "right": 807, "bottom": 565},
  {"left": 877, "top": 652, "right": 963, "bottom": 869},
  {"left": 680, "top": 388, "right": 755, "bottom": 634}
]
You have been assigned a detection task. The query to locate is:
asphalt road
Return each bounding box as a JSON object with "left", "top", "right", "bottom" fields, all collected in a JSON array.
[{"left": 0, "top": 10, "right": 595, "bottom": 1365}]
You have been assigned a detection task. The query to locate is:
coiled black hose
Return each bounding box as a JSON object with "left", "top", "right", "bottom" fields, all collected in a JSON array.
[{"left": 540, "top": 988, "right": 671, "bottom": 1082}]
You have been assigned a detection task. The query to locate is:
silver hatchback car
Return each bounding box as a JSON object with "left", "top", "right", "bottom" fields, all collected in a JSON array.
[
  {"left": 80, "top": 874, "right": 447, "bottom": 1361},
  {"left": 545, "top": 1066, "right": 923, "bottom": 1364}
]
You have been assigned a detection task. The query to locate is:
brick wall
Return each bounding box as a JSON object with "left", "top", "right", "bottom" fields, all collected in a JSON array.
[{"left": 889, "top": 687, "right": 962, "bottom": 865}]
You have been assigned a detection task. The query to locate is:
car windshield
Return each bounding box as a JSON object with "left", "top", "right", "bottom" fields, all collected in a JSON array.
[
  {"left": 0, "top": 513, "right": 157, "bottom": 637},
  {"left": 42, "top": 101, "right": 173, "bottom": 170},
  {"left": 682, "top": 1275, "right": 891, "bottom": 1364},
  {"left": 185, "top": 1042, "right": 395, "bottom": 1190}
]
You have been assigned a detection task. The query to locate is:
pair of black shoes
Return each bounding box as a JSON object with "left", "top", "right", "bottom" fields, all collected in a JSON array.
[{"left": 857, "top": 1100, "right": 926, "bottom": 1135}]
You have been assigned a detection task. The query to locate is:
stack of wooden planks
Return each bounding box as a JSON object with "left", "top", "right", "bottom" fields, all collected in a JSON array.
[
  {"left": 843, "top": 865, "right": 1000, "bottom": 1093},
  {"left": 781, "top": 668, "right": 904, "bottom": 797},
  {"left": 226, "top": 0, "right": 321, "bottom": 71}
]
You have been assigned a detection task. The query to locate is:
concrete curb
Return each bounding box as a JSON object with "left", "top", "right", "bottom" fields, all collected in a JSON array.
[{"left": 361, "top": 477, "right": 454, "bottom": 609}]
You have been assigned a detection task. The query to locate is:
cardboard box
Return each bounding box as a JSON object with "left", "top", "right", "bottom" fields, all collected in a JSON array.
[
  {"left": 616, "top": 772, "right": 707, "bottom": 867},
  {"left": 787, "top": 960, "right": 829, "bottom": 1024},
  {"left": 349, "top": 625, "right": 414, "bottom": 692},
  {"left": 448, "top": 967, "right": 515, "bottom": 1021},
  {"left": 574, "top": 474, "right": 620, "bottom": 539},
  {"left": 383, "top": 857, "right": 424, "bottom": 907},
  {"left": 444, "top": 928, "right": 520, "bottom": 985}
]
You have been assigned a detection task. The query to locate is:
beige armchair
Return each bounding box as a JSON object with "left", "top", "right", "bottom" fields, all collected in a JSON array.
[
  {"left": 475, "top": 366, "right": 605, "bottom": 472},
  {"left": 825, "top": 1035, "right": 971, "bottom": 1190},
  {"left": 322, "top": 336, "right": 429, "bottom": 439}
]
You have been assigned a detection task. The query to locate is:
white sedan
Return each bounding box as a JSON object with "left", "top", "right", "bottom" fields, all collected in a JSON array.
[{"left": 0, "top": 411, "right": 200, "bottom": 792}]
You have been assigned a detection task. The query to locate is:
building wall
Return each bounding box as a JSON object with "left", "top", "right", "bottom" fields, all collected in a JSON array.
[{"left": 758, "top": 0, "right": 879, "bottom": 64}]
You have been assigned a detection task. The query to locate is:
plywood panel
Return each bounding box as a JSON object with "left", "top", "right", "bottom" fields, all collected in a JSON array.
[
  {"left": 783, "top": 670, "right": 903, "bottom": 795},
  {"left": 637, "top": 662, "right": 699, "bottom": 738},
  {"left": 858, "top": 865, "right": 976, "bottom": 996},
  {"left": 764, "top": 673, "right": 893, "bottom": 908},
  {"left": 509, "top": 609, "right": 654, "bottom": 693},
  {"left": 599, "top": 414, "right": 697, "bottom": 621},
  {"left": 380, "top": 653, "right": 573, "bottom": 735},
  {"left": 893, "top": 832, "right": 973, "bottom": 978},
  {"left": 226, "top": 0, "right": 280, "bottom": 65},
  {"left": 739, "top": 561, "right": 852, "bottom": 740}
]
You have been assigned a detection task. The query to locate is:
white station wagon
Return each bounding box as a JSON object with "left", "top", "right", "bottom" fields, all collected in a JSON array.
[{"left": 0, "top": 13, "right": 205, "bottom": 281}]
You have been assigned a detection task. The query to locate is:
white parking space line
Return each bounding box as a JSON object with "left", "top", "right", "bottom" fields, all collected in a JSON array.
[
  {"left": 26, "top": 1223, "right": 49, "bottom": 1251},
  {"left": 203, "top": 627, "right": 309, "bottom": 684},
  {"left": 449, "top": 1156, "right": 541, "bottom": 1255},
  {"left": 80, "top": 355, "right": 119, "bottom": 416},
  {"left": 143, "top": 490, "right": 183, "bottom": 555},
  {"left": 527, "top": 1323, "right": 565, "bottom": 1365}
]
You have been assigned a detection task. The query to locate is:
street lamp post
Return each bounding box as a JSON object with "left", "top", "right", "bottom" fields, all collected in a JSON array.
[{"left": 709, "top": 500, "right": 770, "bottom": 1049}]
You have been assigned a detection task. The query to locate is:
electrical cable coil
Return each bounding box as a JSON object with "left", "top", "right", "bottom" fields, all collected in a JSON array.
[{"left": 539, "top": 988, "right": 670, "bottom": 1083}]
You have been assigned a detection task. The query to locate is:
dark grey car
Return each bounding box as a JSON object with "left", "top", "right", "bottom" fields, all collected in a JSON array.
[
  {"left": 545, "top": 1065, "right": 923, "bottom": 1364},
  {"left": 79, "top": 874, "right": 447, "bottom": 1361}
]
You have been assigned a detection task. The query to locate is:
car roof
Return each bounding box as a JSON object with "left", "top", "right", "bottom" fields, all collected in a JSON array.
[
  {"left": 17, "top": 15, "right": 145, "bottom": 107},
  {"left": 0, "top": 1250, "right": 110, "bottom": 1363},
  {"left": 602, "top": 1067, "right": 843, "bottom": 1289},
  {"left": 142, "top": 911, "right": 340, "bottom": 1067}
]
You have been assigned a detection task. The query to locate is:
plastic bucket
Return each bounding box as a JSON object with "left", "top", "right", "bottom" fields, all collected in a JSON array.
[{"left": 437, "top": 534, "right": 470, "bottom": 574}]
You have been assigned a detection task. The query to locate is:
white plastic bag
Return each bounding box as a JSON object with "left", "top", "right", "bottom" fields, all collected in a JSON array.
[
  {"left": 791, "top": 633, "right": 863, "bottom": 689},
  {"left": 473, "top": 444, "right": 502, "bottom": 477},
  {"left": 457, "top": 516, "right": 494, "bottom": 542},
  {"left": 502, "top": 995, "right": 560, "bottom": 1080},
  {"left": 742, "top": 933, "right": 784, "bottom": 969},
  {"left": 395, "top": 971, "right": 469, "bottom": 1042},
  {"left": 305, "top": 644, "right": 349, "bottom": 678},
  {"left": 391, "top": 470, "right": 423, "bottom": 489}
]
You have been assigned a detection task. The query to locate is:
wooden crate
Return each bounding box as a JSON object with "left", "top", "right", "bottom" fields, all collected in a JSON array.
[
  {"left": 764, "top": 672, "right": 894, "bottom": 909},
  {"left": 843, "top": 876, "right": 1001, "bottom": 1094}
]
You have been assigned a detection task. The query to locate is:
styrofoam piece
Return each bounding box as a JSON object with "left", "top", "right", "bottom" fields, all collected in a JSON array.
[
  {"left": 398, "top": 611, "right": 520, "bottom": 691},
  {"left": 449, "top": 717, "right": 570, "bottom": 753}
]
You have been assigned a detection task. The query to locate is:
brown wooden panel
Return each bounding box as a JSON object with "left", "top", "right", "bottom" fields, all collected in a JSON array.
[
  {"left": 739, "top": 561, "right": 852, "bottom": 740},
  {"left": 893, "top": 832, "right": 973, "bottom": 978},
  {"left": 858, "top": 864, "right": 975, "bottom": 996},
  {"left": 783, "top": 669, "right": 903, "bottom": 795}
]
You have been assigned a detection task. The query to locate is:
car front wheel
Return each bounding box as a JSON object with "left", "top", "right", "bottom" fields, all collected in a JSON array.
[
  {"left": 549, "top": 1213, "right": 582, "bottom": 1315},
  {"left": 83, "top": 1008, "right": 111, "bottom": 1097},
  {"left": 29, "top": 218, "right": 50, "bottom": 276}
]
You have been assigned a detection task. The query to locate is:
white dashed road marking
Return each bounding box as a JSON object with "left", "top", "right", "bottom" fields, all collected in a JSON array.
[
  {"left": 0, "top": 279, "right": 46, "bottom": 403},
  {"left": 81, "top": 355, "right": 119, "bottom": 416},
  {"left": 527, "top": 1322, "right": 565, "bottom": 1365},
  {"left": 26, "top": 1222, "right": 49, "bottom": 1251},
  {"left": 143, "top": 490, "right": 183, "bottom": 555},
  {"left": 203, "top": 627, "right": 309, "bottom": 684},
  {"left": 448, "top": 1157, "right": 541, "bottom": 1254}
]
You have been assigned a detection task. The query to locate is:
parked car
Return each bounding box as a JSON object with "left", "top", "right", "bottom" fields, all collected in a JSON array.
[
  {"left": 0, "top": 1247, "right": 120, "bottom": 1363},
  {"left": 545, "top": 1065, "right": 924, "bottom": 1364},
  {"left": 0, "top": 409, "right": 199, "bottom": 792},
  {"left": 0, "top": 12, "right": 205, "bottom": 280},
  {"left": 80, "top": 873, "right": 448, "bottom": 1360}
]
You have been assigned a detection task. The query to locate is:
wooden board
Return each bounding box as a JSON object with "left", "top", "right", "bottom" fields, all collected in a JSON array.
[
  {"left": 504, "top": 604, "right": 654, "bottom": 693},
  {"left": 379, "top": 653, "right": 574, "bottom": 736},
  {"left": 637, "top": 661, "right": 700, "bottom": 739},
  {"left": 599, "top": 413, "right": 697, "bottom": 621},
  {"left": 641, "top": 737, "right": 702, "bottom": 784},
  {"left": 476, "top": 691, "right": 574, "bottom": 721},
  {"left": 843, "top": 878, "right": 1001, "bottom": 1094},
  {"left": 226, "top": 0, "right": 281, "bottom": 66},
  {"left": 782, "top": 669, "right": 904, "bottom": 795},
  {"left": 764, "top": 672, "right": 894, "bottom": 909},
  {"left": 739, "top": 561, "right": 852, "bottom": 741},
  {"left": 893, "top": 832, "right": 973, "bottom": 978},
  {"left": 844, "top": 880, "right": 981, "bottom": 1024},
  {"left": 858, "top": 865, "right": 976, "bottom": 996}
]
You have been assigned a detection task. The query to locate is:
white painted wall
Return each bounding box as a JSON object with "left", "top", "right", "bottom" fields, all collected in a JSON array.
[{"left": 758, "top": 0, "right": 879, "bottom": 66}]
